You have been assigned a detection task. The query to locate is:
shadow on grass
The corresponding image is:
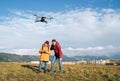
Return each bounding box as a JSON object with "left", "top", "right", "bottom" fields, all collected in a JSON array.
[{"left": 21, "top": 64, "right": 39, "bottom": 73}]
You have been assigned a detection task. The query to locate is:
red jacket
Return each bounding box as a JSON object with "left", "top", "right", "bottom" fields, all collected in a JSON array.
[{"left": 50, "top": 42, "right": 62, "bottom": 58}]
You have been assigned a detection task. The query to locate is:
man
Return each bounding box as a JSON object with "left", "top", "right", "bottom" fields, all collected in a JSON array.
[{"left": 50, "top": 39, "right": 63, "bottom": 73}]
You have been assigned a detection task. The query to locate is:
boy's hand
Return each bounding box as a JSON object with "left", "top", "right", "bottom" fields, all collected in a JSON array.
[{"left": 43, "top": 50, "right": 47, "bottom": 53}]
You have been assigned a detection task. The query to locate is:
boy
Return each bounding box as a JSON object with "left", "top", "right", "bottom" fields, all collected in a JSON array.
[{"left": 38, "top": 41, "right": 51, "bottom": 73}]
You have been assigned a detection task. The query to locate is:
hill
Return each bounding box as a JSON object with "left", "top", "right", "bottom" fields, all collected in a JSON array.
[
  {"left": 0, "top": 53, "right": 39, "bottom": 62},
  {"left": 111, "top": 54, "right": 120, "bottom": 59},
  {"left": 0, "top": 53, "right": 76, "bottom": 62},
  {"left": 0, "top": 52, "right": 120, "bottom": 62}
]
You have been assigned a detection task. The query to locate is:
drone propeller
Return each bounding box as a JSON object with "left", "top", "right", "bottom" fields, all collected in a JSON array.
[
  {"left": 47, "top": 17, "right": 54, "bottom": 20},
  {"left": 34, "top": 14, "right": 42, "bottom": 18}
]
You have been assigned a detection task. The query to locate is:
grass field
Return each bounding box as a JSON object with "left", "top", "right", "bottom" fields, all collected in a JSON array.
[{"left": 0, "top": 62, "right": 120, "bottom": 81}]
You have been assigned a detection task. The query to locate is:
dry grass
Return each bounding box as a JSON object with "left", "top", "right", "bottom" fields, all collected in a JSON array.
[{"left": 0, "top": 62, "right": 120, "bottom": 81}]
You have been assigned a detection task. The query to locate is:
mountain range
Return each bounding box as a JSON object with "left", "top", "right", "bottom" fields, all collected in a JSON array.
[{"left": 0, "top": 52, "right": 120, "bottom": 62}]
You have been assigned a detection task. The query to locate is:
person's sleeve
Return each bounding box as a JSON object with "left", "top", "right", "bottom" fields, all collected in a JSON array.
[
  {"left": 39, "top": 47, "right": 43, "bottom": 54},
  {"left": 57, "top": 44, "right": 62, "bottom": 58},
  {"left": 50, "top": 44, "right": 54, "bottom": 50}
]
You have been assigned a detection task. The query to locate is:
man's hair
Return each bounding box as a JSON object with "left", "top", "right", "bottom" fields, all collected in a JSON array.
[{"left": 52, "top": 39, "right": 56, "bottom": 42}]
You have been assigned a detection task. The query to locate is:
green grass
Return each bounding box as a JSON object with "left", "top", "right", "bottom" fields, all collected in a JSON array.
[{"left": 0, "top": 62, "right": 120, "bottom": 81}]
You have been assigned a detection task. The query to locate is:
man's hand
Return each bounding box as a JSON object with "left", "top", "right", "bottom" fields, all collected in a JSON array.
[{"left": 59, "top": 58, "right": 62, "bottom": 60}]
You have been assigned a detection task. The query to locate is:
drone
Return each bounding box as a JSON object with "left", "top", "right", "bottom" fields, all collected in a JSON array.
[{"left": 34, "top": 14, "right": 53, "bottom": 24}]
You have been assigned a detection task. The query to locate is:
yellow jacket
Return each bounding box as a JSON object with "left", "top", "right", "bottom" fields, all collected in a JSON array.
[{"left": 39, "top": 44, "right": 51, "bottom": 61}]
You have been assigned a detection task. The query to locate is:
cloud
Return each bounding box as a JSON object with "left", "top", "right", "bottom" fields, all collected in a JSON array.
[
  {"left": 63, "top": 46, "right": 120, "bottom": 56},
  {"left": 0, "top": 8, "right": 120, "bottom": 56},
  {"left": 0, "top": 46, "right": 120, "bottom": 56},
  {"left": 0, "top": 48, "right": 39, "bottom": 55}
]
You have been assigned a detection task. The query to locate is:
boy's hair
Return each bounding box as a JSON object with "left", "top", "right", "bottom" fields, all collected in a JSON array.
[{"left": 52, "top": 39, "right": 56, "bottom": 42}]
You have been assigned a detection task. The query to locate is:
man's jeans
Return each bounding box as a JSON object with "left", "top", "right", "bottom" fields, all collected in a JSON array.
[
  {"left": 50, "top": 56, "right": 62, "bottom": 73},
  {"left": 38, "top": 61, "right": 48, "bottom": 73}
]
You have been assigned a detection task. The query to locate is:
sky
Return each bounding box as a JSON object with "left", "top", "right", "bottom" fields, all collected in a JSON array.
[{"left": 0, "top": 0, "right": 120, "bottom": 56}]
